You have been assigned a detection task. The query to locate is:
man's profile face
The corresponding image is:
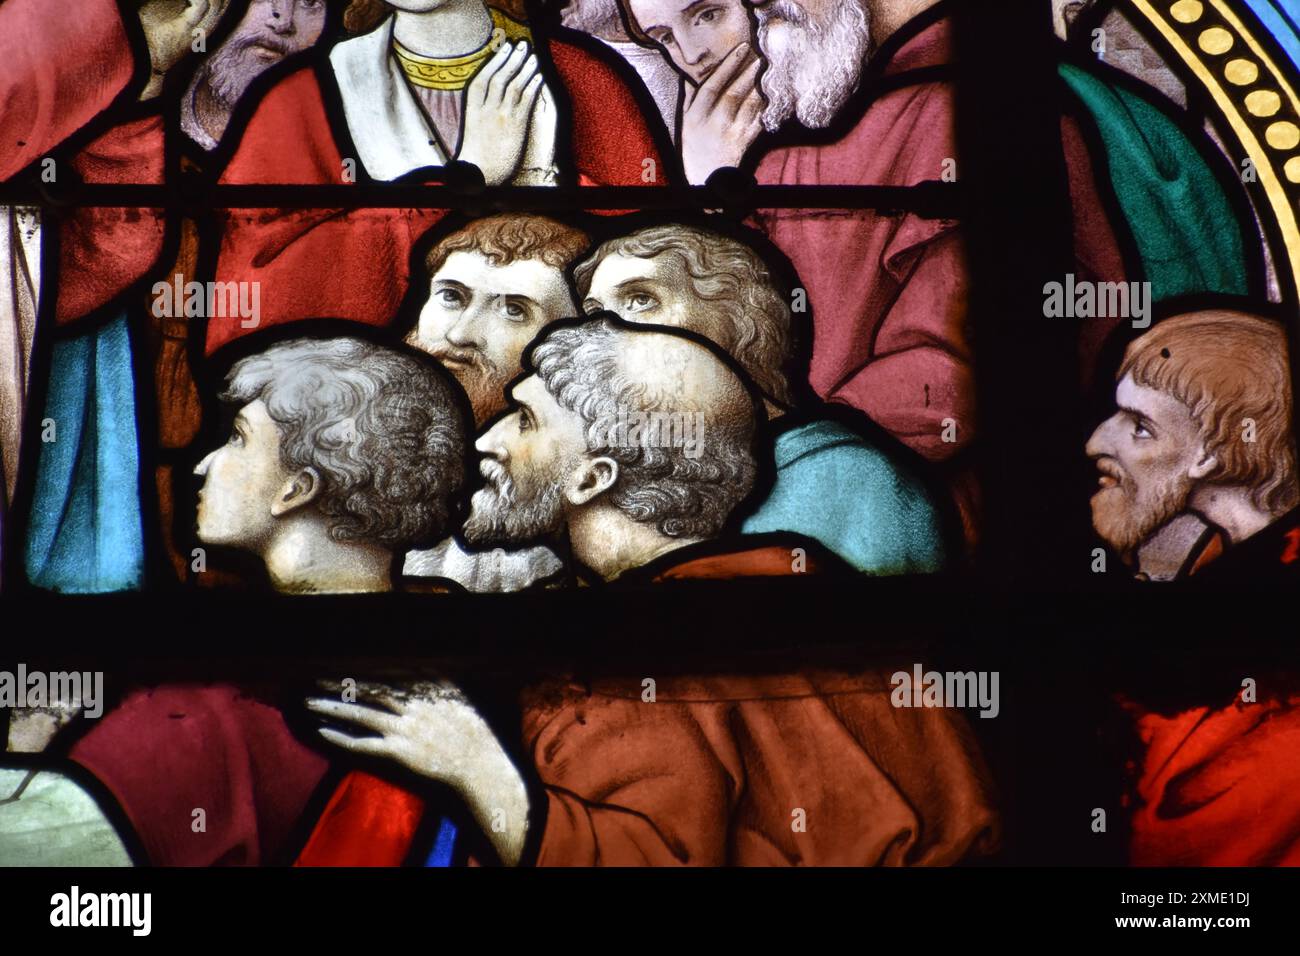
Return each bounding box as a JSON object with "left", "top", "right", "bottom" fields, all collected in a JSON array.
[
  {"left": 629, "top": 0, "right": 751, "bottom": 85},
  {"left": 583, "top": 251, "right": 713, "bottom": 336},
  {"left": 463, "top": 374, "right": 589, "bottom": 546},
  {"left": 409, "top": 251, "right": 577, "bottom": 426},
  {"left": 1085, "top": 374, "right": 1208, "bottom": 560},
  {"left": 202, "top": 0, "right": 327, "bottom": 107},
  {"left": 193, "top": 398, "right": 292, "bottom": 550}
]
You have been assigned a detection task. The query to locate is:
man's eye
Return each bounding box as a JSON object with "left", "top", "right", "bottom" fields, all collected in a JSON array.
[
  {"left": 1133, "top": 422, "right": 1152, "bottom": 439},
  {"left": 228, "top": 429, "right": 244, "bottom": 447},
  {"left": 697, "top": 8, "right": 719, "bottom": 24},
  {"left": 438, "top": 289, "right": 464, "bottom": 307},
  {"left": 503, "top": 301, "right": 526, "bottom": 321},
  {"left": 518, "top": 411, "right": 532, "bottom": 433},
  {"left": 625, "top": 293, "right": 657, "bottom": 313},
  {"left": 654, "top": 31, "right": 675, "bottom": 46}
]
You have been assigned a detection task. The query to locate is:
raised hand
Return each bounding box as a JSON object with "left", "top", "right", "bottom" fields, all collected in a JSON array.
[
  {"left": 306, "top": 678, "right": 530, "bottom": 865},
  {"left": 138, "top": 0, "right": 232, "bottom": 101},
  {"left": 679, "top": 42, "right": 764, "bottom": 185},
  {"left": 515, "top": 80, "right": 559, "bottom": 186},
  {"left": 456, "top": 41, "right": 546, "bottom": 186}
]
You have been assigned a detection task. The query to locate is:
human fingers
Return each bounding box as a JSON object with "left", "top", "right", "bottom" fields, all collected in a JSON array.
[
  {"left": 488, "top": 41, "right": 531, "bottom": 101},
  {"left": 316, "top": 726, "right": 395, "bottom": 758},
  {"left": 305, "top": 697, "right": 401, "bottom": 733}
]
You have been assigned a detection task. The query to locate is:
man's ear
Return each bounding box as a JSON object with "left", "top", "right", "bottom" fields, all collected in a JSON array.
[
  {"left": 565, "top": 456, "right": 618, "bottom": 507},
  {"left": 1188, "top": 445, "right": 1218, "bottom": 481},
  {"left": 271, "top": 466, "right": 322, "bottom": 517}
]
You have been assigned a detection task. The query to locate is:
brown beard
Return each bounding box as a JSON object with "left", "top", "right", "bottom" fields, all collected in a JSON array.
[
  {"left": 1090, "top": 470, "right": 1192, "bottom": 563},
  {"left": 431, "top": 349, "right": 508, "bottom": 427},
  {"left": 455, "top": 369, "right": 509, "bottom": 428}
]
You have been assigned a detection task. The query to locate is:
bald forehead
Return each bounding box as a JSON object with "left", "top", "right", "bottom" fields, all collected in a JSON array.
[{"left": 614, "top": 331, "right": 750, "bottom": 411}]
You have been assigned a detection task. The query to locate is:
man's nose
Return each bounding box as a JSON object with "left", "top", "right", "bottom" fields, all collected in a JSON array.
[
  {"left": 678, "top": 33, "right": 711, "bottom": 67},
  {"left": 267, "top": 0, "right": 297, "bottom": 34},
  {"left": 475, "top": 421, "right": 508, "bottom": 459},
  {"left": 1085, "top": 414, "right": 1119, "bottom": 460},
  {"left": 446, "top": 301, "right": 489, "bottom": 348},
  {"left": 194, "top": 450, "right": 216, "bottom": 477}
]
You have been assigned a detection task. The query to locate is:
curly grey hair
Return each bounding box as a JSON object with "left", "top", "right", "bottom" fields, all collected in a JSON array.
[
  {"left": 530, "top": 319, "right": 757, "bottom": 539},
  {"left": 222, "top": 337, "right": 467, "bottom": 549},
  {"left": 573, "top": 225, "right": 795, "bottom": 408}
]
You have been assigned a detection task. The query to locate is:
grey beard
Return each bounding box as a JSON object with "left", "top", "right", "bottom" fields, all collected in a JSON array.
[
  {"left": 561, "top": 0, "right": 625, "bottom": 38},
  {"left": 463, "top": 469, "right": 565, "bottom": 548},
  {"left": 757, "top": 0, "right": 871, "bottom": 131},
  {"left": 203, "top": 37, "right": 281, "bottom": 108}
]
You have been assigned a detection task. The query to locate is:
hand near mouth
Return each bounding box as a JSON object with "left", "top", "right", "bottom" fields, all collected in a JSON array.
[{"left": 680, "top": 42, "right": 765, "bottom": 185}]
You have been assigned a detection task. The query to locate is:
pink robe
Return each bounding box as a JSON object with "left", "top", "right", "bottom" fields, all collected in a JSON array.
[{"left": 754, "top": 17, "right": 1125, "bottom": 468}]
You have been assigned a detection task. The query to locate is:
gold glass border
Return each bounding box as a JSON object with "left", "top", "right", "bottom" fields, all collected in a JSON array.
[{"left": 1127, "top": 0, "right": 1300, "bottom": 300}]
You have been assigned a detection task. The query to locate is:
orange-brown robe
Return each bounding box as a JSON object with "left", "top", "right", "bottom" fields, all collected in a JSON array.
[{"left": 521, "top": 543, "right": 999, "bottom": 865}]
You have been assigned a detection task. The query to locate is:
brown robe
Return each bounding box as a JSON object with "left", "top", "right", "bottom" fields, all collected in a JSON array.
[{"left": 522, "top": 543, "right": 1000, "bottom": 865}]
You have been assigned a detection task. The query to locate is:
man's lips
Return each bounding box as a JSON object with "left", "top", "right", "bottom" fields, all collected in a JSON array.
[
  {"left": 432, "top": 349, "right": 478, "bottom": 369},
  {"left": 244, "top": 37, "right": 292, "bottom": 59},
  {"left": 1094, "top": 461, "right": 1124, "bottom": 490}
]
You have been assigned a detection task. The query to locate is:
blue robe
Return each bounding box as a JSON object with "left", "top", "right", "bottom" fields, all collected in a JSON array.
[{"left": 742, "top": 419, "right": 945, "bottom": 575}]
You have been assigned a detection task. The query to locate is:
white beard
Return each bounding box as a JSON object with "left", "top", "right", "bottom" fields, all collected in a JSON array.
[
  {"left": 561, "top": 0, "right": 624, "bottom": 36},
  {"left": 757, "top": 0, "right": 871, "bottom": 131}
]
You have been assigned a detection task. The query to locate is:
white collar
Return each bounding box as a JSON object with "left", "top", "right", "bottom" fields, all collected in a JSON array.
[{"left": 329, "top": 16, "right": 449, "bottom": 181}]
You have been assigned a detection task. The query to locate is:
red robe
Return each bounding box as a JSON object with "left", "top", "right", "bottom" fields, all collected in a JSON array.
[
  {"left": 0, "top": 0, "right": 164, "bottom": 322},
  {"left": 1127, "top": 692, "right": 1300, "bottom": 866},
  {"left": 1125, "top": 510, "right": 1300, "bottom": 865},
  {"left": 0, "top": 0, "right": 136, "bottom": 182},
  {"left": 56, "top": 116, "right": 166, "bottom": 323},
  {"left": 208, "top": 39, "right": 663, "bottom": 354},
  {"left": 69, "top": 684, "right": 329, "bottom": 866}
]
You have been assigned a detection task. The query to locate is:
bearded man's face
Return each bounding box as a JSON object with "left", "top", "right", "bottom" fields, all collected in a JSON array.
[
  {"left": 407, "top": 251, "right": 577, "bottom": 428},
  {"left": 753, "top": 0, "right": 871, "bottom": 131},
  {"left": 463, "top": 375, "right": 583, "bottom": 548},
  {"left": 1086, "top": 374, "right": 1211, "bottom": 562},
  {"left": 201, "top": 0, "right": 327, "bottom": 108}
]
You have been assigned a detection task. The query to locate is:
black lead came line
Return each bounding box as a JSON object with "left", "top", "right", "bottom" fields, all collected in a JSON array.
[{"left": 0, "top": 181, "right": 965, "bottom": 218}]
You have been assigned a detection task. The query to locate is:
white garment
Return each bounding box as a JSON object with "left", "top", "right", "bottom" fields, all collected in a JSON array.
[
  {"left": 329, "top": 17, "right": 452, "bottom": 180},
  {"left": 404, "top": 536, "right": 564, "bottom": 592},
  {"left": 0, "top": 768, "right": 132, "bottom": 866},
  {"left": 0, "top": 205, "right": 40, "bottom": 510}
]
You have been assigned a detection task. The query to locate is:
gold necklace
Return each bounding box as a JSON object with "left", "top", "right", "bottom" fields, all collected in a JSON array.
[{"left": 393, "top": 8, "right": 531, "bottom": 91}]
